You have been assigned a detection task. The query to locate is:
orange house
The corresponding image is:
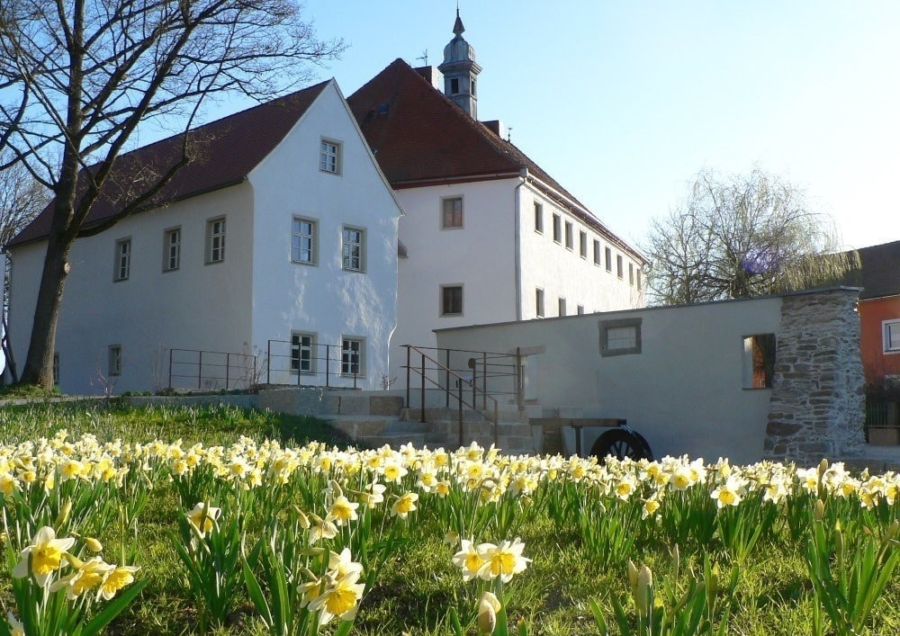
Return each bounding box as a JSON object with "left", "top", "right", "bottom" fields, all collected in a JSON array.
[{"left": 850, "top": 240, "right": 900, "bottom": 384}]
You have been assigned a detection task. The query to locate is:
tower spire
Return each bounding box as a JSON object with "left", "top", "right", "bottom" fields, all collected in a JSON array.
[{"left": 438, "top": 7, "right": 482, "bottom": 118}]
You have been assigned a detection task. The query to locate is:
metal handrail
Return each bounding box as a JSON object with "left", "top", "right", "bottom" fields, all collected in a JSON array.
[
  {"left": 167, "top": 348, "right": 257, "bottom": 391},
  {"left": 403, "top": 345, "right": 501, "bottom": 448},
  {"left": 265, "top": 340, "right": 360, "bottom": 389}
]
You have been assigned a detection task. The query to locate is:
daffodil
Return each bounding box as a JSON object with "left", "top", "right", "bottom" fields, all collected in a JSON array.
[
  {"left": 98, "top": 565, "right": 140, "bottom": 600},
  {"left": 307, "top": 571, "right": 366, "bottom": 625},
  {"left": 477, "top": 591, "right": 501, "bottom": 634},
  {"left": 185, "top": 502, "right": 221, "bottom": 537},
  {"left": 451, "top": 539, "right": 485, "bottom": 582},
  {"left": 50, "top": 556, "right": 114, "bottom": 600},
  {"left": 476, "top": 538, "right": 530, "bottom": 583},
  {"left": 326, "top": 495, "right": 359, "bottom": 526},
  {"left": 12, "top": 526, "right": 76, "bottom": 587},
  {"left": 391, "top": 492, "right": 418, "bottom": 518},
  {"left": 6, "top": 612, "right": 24, "bottom": 636}
]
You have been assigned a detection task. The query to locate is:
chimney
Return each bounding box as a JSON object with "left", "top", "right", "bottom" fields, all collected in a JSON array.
[
  {"left": 415, "top": 66, "right": 443, "bottom": 90},
  {"left": 482, "top": 120, "right": 507, "bottom": 140}
]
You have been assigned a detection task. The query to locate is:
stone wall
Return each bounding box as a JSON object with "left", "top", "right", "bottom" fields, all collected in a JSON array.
[{"left": 764, "top": 288, "right": 865, "bottom": 463}]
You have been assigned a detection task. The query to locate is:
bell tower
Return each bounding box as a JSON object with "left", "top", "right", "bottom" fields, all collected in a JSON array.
[{"left": 438, "top": 9, "right": 482, "bottom": 118}]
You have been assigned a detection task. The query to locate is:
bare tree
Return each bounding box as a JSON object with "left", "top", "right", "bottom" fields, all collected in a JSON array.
[
  {"left": 0, "top": 0, "right": 344, "bottom": 388},
  {"left": 0, "top": 151, "right": 50, "bottom": 382},
  {"left": 643, "top": 167, "right": 857, "bottom": 305}
]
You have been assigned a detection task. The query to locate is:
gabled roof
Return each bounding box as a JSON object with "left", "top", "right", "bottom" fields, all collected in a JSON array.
[
  {"left": 9, "top": 80, "right": 331, "bottom": 247},
  {"left": 347, "top": 59, "right": 644, "bottom": 261},
  {"left": 840, "top": 239, "right": 900, "bottom": 300}
]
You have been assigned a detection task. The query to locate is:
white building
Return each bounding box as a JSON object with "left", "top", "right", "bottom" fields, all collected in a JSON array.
[
  {"left": 7, "top": 80, "right": 403, "bottom": 393},
  {"left": 347, "top": 15, "right": 646, "bottom": 382}
]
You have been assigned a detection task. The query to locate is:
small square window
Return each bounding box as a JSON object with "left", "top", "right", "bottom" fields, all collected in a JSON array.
[
  {"left": 565, "top": 222, "right": 573, "bottom": 250},
  {"left": 206, "top": 217, "right": 226, "bottom": 264},
  {"left": 536, "top": 288, "right": 545, "bottom": 318},
  {"left": 114, "top": 238, "right": 131, "bottom": 281},
  {"left": 442, "top": 197, "right": 463, "bottom": 229},
  {"left": 579, "top": 231, "right": 587, "bottom": 259},
  {"left": 291, "top": 332, "right": 316, "bottom": 374},
  {"left": 558, "top": 297, "right": 566, "bottom": 317},
  {"left": 320, "top": 139, "right": 341, "bottom": 174},
  {"left": 884, "top": 320, "right": 900, "bottom": 353},
  {"left": 108, "top": 345, "right": 122, "bottom": 377},
  {"left": 743, "top": 334, "right": 776, "bottom": 388},
  {"left": 441, "top": 285, "right": 463, "bottom": 316},
  {"left": 342, "top": 227, "right": 366, "bottom": 272},
  {"left": 552, "top": 214, "right": 561, "bottom": 243},
  {"left": 292, "top": 217, "right": 317, "bottom": 264},
  {"left": 600, "top": 318, "right": 642, "bottom": 357},
  {"left": 593, "top": 240, "right": 601, "bottom": 266},
  {"left": 163, "top": 228, "right": 180, "bottom": 272},
  {"left": 605, "top": 247, "right": 612, "bottom": 272},
  {"left": 534, "top": 202, "right": 543, "bottom": 233},
  {"left": 616, "top": 255, "right": 624, "bottom": 279},
  {"left": 342, "top": 337, "right": 365, "bottom": 377}
]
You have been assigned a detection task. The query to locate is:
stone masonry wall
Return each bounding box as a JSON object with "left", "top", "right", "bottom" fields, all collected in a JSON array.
[{"left": 764, "top": 288, "right": 865, "bottom": 464}]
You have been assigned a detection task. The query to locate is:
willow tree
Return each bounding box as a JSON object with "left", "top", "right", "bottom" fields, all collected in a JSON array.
[
  {"left": 644, "top": 167, "right": 858, "bottom": 306},
  {"left": 0, "top": 0, "right": 344, "bottom": 388}
]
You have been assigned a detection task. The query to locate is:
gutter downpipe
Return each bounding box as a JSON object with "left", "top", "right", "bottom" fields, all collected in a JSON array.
[{"left": 514, "top": 168, "right": 528, "bottom": 321}]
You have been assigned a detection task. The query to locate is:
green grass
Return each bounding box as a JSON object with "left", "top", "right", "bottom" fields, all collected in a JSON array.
[{"left": 0, "top": 402, "right": 898, "bottom": 635}]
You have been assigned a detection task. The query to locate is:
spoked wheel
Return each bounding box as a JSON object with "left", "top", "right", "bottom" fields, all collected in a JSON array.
[{"left": 591, "top": 428, "right": 653, "bottom": 461}]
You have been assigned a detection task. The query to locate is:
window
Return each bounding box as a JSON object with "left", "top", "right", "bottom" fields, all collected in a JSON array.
[
  {"left": 442, "top": 197, "right": 463, "bottom": 229},
  {"left": 605, "top": 247, "right": 612, "bottom": 272},
  {"left": 593, "top": 240, "right": 601, "bottom": 266},
  {"left": 565, "top": 222, "right": 573, "bottom": 250},
  {"left": 534, "top": 202, "right": 543, "bottom": 233},
  {"left": 637, "top": 268, "right": 643, "bottom": 291},
  {"left": 536, "top": 288, "right": 545, "bottom": 318},
  {"left": 577, "top": 305, "right": 585, "bottom": 315},
  {"left": 291, "top": 332, "right": 316, "bottom": 374},
  {"left": 163, "top": 228, "right": 180, "bottom": 272},
  {"left": 743, "top": 334, "right": 776, "bottom": 388},
  {"left": 206, "top": 217, "right": 226, "bottom": 264},
  {"left": 600, "top": 318, "right": 642, "bottom": 357},
  {"left": 320, "top": 139, "right": 341, "bottom": 174},
  {"left": 441, "top": 285, "right": 463, "bottom": 316},
  {"left": 292, "top": 217, "right": 317, "bottom": 264},
  {"left": 53, "top": 353, "right": 59, "bottom": 386},
  {"left": 579, "top": 231, "right": 587, "bottom": 258},
  {"left": 552, "top": 214, "right": 561, "bottom": 243},
  {"left": 450, "top": 77, "right": 460, "bottom": 94},
  {"left": 629, "top": 263, "right": 634, "bottom": 286},
  {"left": 341, "top": 337, "right": 364, "bottom": 376},
  {"left": 108, "top": 345, "right": 122, "bottom": 377},
  {"left": 342, "top": 227, "right": 365, "bottom": 272},
  {"left": 884, "top": 320, "right": 900, "bottom": 353},
  {"left": 616, "top": 255, "right": 624, "bottom": 279},
  {"left": 113, "top": 238, "right": 131, "bottom": 281},
  {"left": 558, "top": 297, "right": 566, "bottom": 317}
]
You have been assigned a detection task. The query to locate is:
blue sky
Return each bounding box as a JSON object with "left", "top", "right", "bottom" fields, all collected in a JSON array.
[{"left": 260, "top": 1, "right": 900, "bottom": 251}]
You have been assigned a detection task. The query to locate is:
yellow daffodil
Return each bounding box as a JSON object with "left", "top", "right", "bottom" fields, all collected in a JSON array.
[
  {"left": 50, "top": 556, "right": 114, "bottom": 599},
  {"left": 391, "top": 492, "right": 418, "bottom": 518},
  {"left": 99, "top": 565, "right": 140, "bottom": 600},
  {"left": 185, "top": 502, "right": 221, "bottom": 537},
  {"left": 327, "top": 495, "right": 359, "bottom": 526},
  {"left": 12, "top": 526, "right": 76, "bottom": 587},
  {"left": 6, "top": 612, "right": 24, "bottom": 636},
  {"left": 451, "top": 539, "right": 485, "bottom": 582},
  {"left": 307, "top": 571, "right": 366, "bottom": 625},
  {"left": 476, "top": 538, "right": 530, "bottom": 583}
]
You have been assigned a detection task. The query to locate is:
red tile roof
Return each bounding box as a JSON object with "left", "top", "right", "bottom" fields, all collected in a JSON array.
[
  {"left": 348, "top": 59, "right": 643, "bottom": 261},
  {"left": 9, "top": 80, "right": 330, "bottom": 247}
]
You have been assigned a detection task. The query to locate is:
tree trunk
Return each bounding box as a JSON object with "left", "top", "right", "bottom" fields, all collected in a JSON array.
[{"left": 19, "top": 231, "right": 73, "bottom": 389}]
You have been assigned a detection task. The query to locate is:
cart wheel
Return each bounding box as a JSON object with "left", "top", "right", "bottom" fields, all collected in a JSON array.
[{"left": 591, "top": 428, "right": 653, "bottom": 461}]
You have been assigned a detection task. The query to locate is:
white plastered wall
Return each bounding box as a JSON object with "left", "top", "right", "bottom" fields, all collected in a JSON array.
[{"left": 435, "top": 296, "right": 783, "bottom": 465}]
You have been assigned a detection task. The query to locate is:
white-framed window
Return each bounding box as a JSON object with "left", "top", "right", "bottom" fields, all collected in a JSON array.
[
  {"left": 565, "top": 222, "right": 573, "bottom": 250},
  {"left": 341, "top": 337, "right": 365, "bottom": 377},
  {"left": 552, "top": 214, "right": 561, "bottom": 243},
  {"left": 442, "top": 197, "right": 463, "bottom": 229},
  {"left": 884, "top": 320, "right": 900, "bottom": 354},
  {"left": 292, "top": 217, "right": 317, "bottom": 265},
  {"left": 342, "top": 226, "right": 365, "bottom": 272},
  {"left": 534, "top": 202, "right": 543, "bottom": 233},
  {"left": 593, "top": 240, "right": 601, "bottom": 266},
  {"left": 536, "top": 288, "right": 545, "bottom": 318},
  {"left": 320, "top": 139, "right": 341, "bottom": 174},
  {"left": 108, "top": 345, "right": 122, "bottom": 377},
  {"left": 558, "top": 297, "right": 567, "bottom": 317},
  {"left": 579, "top": 231, "right": 587, "bottom": 259},
  {"left": 441, "top": 284, "right": 463, "bottom": 316},
  {"left": 113, "top": 238, "right": 131, "bottom": 282},
  {"left": 616, "top": 254, "right": 624, "bottom": 279},
  {"left": 605, "top": 247, "right": 612, "bottom": 272},
  {"left": 163, "top": 227, "right": 181, "bottom": 272},
  {"left": 291, "top": 332, "right": 316, "bottom": 374},
  {"left": 206, "top": 217, "right": 226, "bottom": 264},
  {"left": 600, "top": 318, "right": 642, "bottom": 357},
  {"left": 743, "top": 334, "right": 776, "bottom": 389}
]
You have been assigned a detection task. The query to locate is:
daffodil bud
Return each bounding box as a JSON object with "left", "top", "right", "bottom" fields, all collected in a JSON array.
[
  {"left": 85, "top": 537, "right": 103, "bottom": 553},
  {"left": 296, "top": 509, "right": 310, "bottom": 529},
  {"left": 818, "top": 458, "right": 829, "bottom": 477},
  {"left": 708, "top": 563, "right": 719, "bottom": 596},
  {"left": 477, "top": 591, "right": 501, "bottom": 634},
  {"left": 627, "top": 559, "right": 639, "bottom": 595},
  {"left": 835, "top": 527, "right": 844, "bottom": 567},
  {"left": 636, "top": 565, "right": 653, "bottom": 617},
  {"left": 55, "top": 500, "right": 72, "bottom": 527},
  {"left": 328, "top": 480, "right": 343, "bottom": 498},
  {"left": 814, "top": 499, "right": 825, "bottom": 521},
  {"left": 64, "top": 553, "right": 85, "bottom": 569}
]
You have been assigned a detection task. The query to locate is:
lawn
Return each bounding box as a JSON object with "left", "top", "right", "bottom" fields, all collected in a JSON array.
[{"left": 0, "top": 400, "right": 898, "bottom": 635}]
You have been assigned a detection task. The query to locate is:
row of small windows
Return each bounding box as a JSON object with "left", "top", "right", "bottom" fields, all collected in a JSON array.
[
  {"left": 533, "top": 202, "right": 642, "bottom": 290},
  {"left": 114, "top": 217, "right": 367, "bottom": 281},
  {"left": 534, "top": 288, "right": 585, "bottom": 318},
  {"left": 290, "top": 332, "right": 365, "bottom": 377}
]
